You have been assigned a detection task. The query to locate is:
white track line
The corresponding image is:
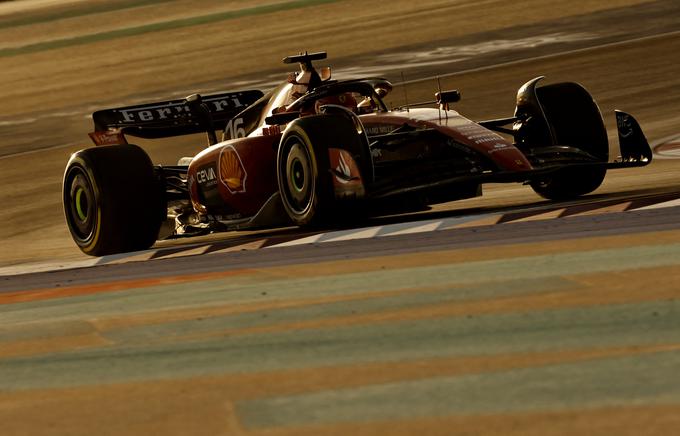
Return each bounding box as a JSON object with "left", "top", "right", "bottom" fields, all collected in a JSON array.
[
  {"left": 4, "top": 195, "right": 680, "bottom": 276},
  {"left": 267, "top": 233, "right": 323, "bottom": 248},
  {"left": 634, "top": 198, "right": 680, "bottom": 211},
  {"left": 381, "top": 221, "right": 442, "bottom": 236},
  {"left": 322, "top": 227, "right": 382, "bottom": 242}
]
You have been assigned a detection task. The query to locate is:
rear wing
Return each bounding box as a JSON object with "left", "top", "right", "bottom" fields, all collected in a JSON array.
[{"left": 90, "top": 90, "right": 264, "bottom": 144}]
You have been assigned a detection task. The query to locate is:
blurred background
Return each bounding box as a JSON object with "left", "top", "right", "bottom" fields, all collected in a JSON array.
[{"left": 0, "top": 0, "right": 678, "bottom": 264}]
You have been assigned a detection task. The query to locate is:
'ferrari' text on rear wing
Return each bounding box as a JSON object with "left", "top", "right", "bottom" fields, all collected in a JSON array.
[{"left": 91, "top": 90, "right": 263, "bottom": 141}]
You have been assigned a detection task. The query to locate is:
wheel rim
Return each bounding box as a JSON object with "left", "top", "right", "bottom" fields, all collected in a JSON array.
[
  {"left": 75, "top": 187, "right": 88, "bottom": 221},
  {"left": 291, "top": 158, "right": 305, "bottom": 192},
  {"left": 65, "top": 167, "right": 96, "bottom": 241},
  {"left": 281, "top": 136, "right": 314, "bottom": 216}
]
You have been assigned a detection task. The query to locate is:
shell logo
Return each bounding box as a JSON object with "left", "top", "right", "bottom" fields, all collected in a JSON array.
[{"left": 219, "top": 145, "right": 247, "bottom": 193}]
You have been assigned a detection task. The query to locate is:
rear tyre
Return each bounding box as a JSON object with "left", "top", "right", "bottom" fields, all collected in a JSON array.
[
  {"left": 63, "top": 144, "right": 164, "bottom": 256},
  {"left": 529, "top": 82, "right": 608, "bottom": 200}
]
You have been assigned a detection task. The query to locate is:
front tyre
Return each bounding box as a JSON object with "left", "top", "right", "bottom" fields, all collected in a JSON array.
[
  {"left": 63, "top": 144, "right": 164, "bottom": 256},
  {"left": 527, "top": 82, "right": 609, "bottom": 200},
  {"left": 530, "top": 166, "right": 606, "bottom": 200},
  {"left": 277, "top": 124, "right": 332, "bottom": 226}
]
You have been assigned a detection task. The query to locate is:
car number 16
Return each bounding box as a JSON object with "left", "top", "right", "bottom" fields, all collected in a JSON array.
[{"left": 224, "top": 117, "right": 246, "bottom": 140}]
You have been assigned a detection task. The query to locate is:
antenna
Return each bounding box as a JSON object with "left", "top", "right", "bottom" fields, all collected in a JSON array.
[
  {"left": 437, "top": 76, "right": 442, "bottom": 123},
  {"left": 400, "top": 72, "right": 409, "bottom": 112},
  {"left": 436, "top": 76, "right": 448, "bottom": 121}
]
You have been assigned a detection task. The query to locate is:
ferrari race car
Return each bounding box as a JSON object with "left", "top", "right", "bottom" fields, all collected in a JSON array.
[{"left": 63, "top": 51, "right": 652, "bottom": 256}]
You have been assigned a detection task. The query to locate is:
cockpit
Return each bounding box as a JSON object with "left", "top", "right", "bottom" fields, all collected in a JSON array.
[{"left": 223, "top": 51, "right": 392, "bottom": 140}]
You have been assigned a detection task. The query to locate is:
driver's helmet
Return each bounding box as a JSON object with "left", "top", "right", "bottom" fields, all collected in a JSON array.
[
  {"left": 356, "top": 96, "right": 377, "bottom": 114},
  {"left": 314, "top": 92, "right": 358, "bottom": 114},
  {"left": 290, "top": 70, "right": 322, "bottom": 99}
]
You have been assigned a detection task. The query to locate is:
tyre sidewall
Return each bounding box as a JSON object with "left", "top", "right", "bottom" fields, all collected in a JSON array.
[
  {"left": 62, "top": 144, "right": 162, "bottom": 256},
  {"left": 277, "top": 125, "right": 327, "bottom": 226},
  {"left": 530, "top": 83, "right": 609, "bottom": 200},
  {"left": 63, "top": 153, "right": 105, "bottom": 254}
]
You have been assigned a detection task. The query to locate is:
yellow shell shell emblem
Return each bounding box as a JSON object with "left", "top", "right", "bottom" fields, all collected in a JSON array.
[{"left": 219, "top": 146, "right": 247, "bottom": 193}]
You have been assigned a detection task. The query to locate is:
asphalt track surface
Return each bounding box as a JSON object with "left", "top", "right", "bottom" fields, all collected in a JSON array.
[{"left": 1, "top": 1, "right": 680, "bottom": 435}]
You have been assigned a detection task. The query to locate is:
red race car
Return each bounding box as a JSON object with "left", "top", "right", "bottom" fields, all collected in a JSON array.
[{"left": 63, "top": 51, "right": 652, "bottom": 256}]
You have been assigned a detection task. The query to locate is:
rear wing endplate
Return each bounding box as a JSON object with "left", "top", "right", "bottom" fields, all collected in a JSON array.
[{"left": 91, "top": 89, "right": 263, "bottom": 140}]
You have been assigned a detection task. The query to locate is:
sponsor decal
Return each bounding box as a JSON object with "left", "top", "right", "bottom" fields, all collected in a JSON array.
[
  {"left": 328, "top": 148, "right": 365, "bottom": 198},
  {"left": 366, "top": 125, "right": 395, "bottom": 136},
  {"left": 457, "top": 124, "right": 484, "bottom": 133},
  {"left": 262, "top": 125, "right": 281, "bottom": 136},
  {"left": 88, "top": 129, "right": 127, "bottom": 146},
  {"left": 617, "top": 113, "right": 633, "bottom": 138},
  {"left": 196, "top": 164, "right": 218, "bottom": 190},
  {"left": 465, "top": 132, "right": 504, "bottom": 145},
  {"left": 335, "top": 151, "right": 352, "bottom": 183},
  {"left": 114, "top": 94, "right": 247, "bottom": 124},
  {"left": 457, "top": 125, "right": 507, "bottom": 147},
  {"left": 219, "top": 145, "right": 247, "bottom": 193},
  {"left": 487, "top": 143, "right": 510, "bottom": 154}
]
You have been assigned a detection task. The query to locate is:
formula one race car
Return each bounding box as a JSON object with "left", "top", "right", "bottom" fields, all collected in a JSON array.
[{"left": 63, "top": 51, "right": 652, "bottom": 256}]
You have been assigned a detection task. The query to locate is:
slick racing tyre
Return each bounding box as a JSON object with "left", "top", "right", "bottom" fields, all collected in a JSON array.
[
  {"left": 63, "top": 144, "right": 164, "bottom": 256},
  {"left": 277, "top": 121, "right": 333, "bottom": 226},
  {"left": 276, "top": 114, "right": 367, "bottom": 226},
  {"left": 530, "top": 82, "right": 608, "bottom": 200}
]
